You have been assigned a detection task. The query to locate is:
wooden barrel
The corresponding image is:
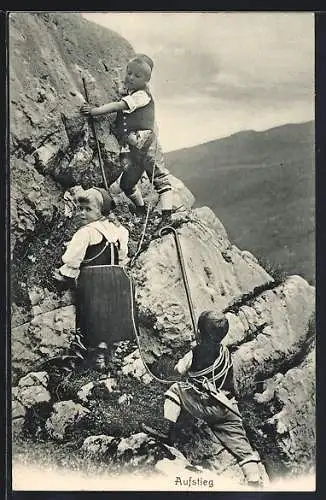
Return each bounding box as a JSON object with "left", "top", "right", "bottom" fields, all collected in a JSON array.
[{"left": 76, "top": 265, "right": 136, "bottom": 347}]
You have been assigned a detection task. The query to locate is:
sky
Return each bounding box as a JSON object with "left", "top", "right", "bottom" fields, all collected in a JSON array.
[{"left": 83, "top": 12, "right": 314, "bottom": 152}]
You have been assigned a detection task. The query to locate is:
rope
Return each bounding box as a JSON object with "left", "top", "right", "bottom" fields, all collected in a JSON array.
[
  {"left": 185, "top": 346, "right": 240, "bottom": 416},
  {"left": 188, "top": 345, "right": 232, "bottom": 393},
  {"left": 211, "top": 347, "right": 231, "bottom": 391},
  {"left": 129, "top": 164, "right": 156, "bottom": 267},
  {"left": 133, "top": 334, "right": 179, "bottom": 386},
  {"left": 129, "top": 133, "right": 158, "bottom": 268},
  {"left": 127, "top": 271, "right": 180, "bottom": 385}
]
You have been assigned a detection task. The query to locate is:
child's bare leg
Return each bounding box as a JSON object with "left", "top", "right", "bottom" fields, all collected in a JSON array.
[
  {"left": 159, "top": 189, "right": 173, "bottom": 212},
  {"left": 142, "top": 384, "right": 181, "bottom": 444},
  {"left": 162, "top": 392, "right": 181, "bottom": 443}
]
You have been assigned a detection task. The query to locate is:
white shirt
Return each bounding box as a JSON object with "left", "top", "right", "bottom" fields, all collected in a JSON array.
[
  {"left": 121, "top": 90, "right": 151, "bottom": 114},
  {"left": 119, "top": 89, "right": 159, "bottom": 152},
  {"left": 59, "top": 219, "right": 129, "bottom": 279},
  {"left": 175, "top": 351, "right": 193, "bottom": 375}
]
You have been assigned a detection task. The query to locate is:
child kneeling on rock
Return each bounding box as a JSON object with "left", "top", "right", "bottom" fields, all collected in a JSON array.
[
  {"left": 142, "top": 310, "right": 264, "bottom": 487},
  {"left": 53, "top": 187, "right": 129, "bottom": 371},
  {"left": 80, "top": 53, "right": 173, "bottom": 222}
]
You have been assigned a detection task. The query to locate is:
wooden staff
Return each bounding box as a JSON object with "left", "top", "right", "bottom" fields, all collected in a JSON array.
[
  {"left": 82, "top": 77, "right": 109, "bottom": 191},
  {"left": 159, "top": 225, "right": 197, "bottom": 340}
]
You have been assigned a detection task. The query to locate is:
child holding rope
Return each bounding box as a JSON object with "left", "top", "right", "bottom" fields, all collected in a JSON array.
[
  {"left": 142, "top": 310, "right": 264, "bottom": 487},
  {"left": 80, "top": 54, "right": 173, "bottom": 222}
]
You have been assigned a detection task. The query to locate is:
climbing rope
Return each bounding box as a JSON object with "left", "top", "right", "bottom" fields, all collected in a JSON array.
[
  {"left": 187, "top": 345, "right": 232, "bottom": 393},
  {"left": 186, "top": 345, "right": 241, "bottom": 417},
  {"left": 128, "top": 225, "right": 200, "bottom": 385},
  {"left": 129, "top": 149, "right": 157, "bottom": 268},
  {"left": 125, "top": 271, "right": 182, "bottom": 385}
]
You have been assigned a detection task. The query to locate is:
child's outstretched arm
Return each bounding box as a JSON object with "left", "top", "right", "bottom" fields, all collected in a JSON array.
[
  {"left": 174, "top": 350, "right": 193, "bottom": 375},
  {"left": 80, "top": 100, "right": 128, "bottom": 117}
]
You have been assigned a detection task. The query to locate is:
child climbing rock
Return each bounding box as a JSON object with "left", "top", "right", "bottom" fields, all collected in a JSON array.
[
  {"left": 80, "top": 53, "right": 173, "bottom": 222},
  {"left": 53, "top": 187, "right": 129, "bottom": 371},
  {"left": 142, "top": 310, "right": 264, "bottom": 488}
]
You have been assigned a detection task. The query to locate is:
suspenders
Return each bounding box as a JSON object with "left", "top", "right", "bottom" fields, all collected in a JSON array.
[{"left": 82, "top": 223, "right": 119, "bottom": 265}]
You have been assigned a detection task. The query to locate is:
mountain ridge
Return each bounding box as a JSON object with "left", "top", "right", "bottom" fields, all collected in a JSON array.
[
  {"left": 167, "top": 120, "right": 313, "bottom": 155},
  {"left": 166, "top": 120, "right": 315, "bottom": 283}
]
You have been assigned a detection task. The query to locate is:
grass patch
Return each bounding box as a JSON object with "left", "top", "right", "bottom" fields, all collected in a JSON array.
[
  {"left": 257, "top": 257, "right": 289, "bottom": 284},
  {"left": 238, "top": 398, "right": 289, "bottom": 479},
  {"left": 11, "top": 209, "right": 79, "bottom": 307}
]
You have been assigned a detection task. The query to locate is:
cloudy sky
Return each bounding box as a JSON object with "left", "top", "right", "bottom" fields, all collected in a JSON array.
[{"left": 83, "top": 12, "right": 314, "bottom": 152}]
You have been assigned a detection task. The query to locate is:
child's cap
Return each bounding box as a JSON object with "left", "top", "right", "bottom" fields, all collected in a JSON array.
[
  {"left": 77, "top": 187, "right": 116, "bottom": 215},
  {"left": 134, "top": 54, "right": 154, "bottom": 71},
  {"left": 197, "top": 310, "right": 229, "bottom": 343},
  {"left": 129, "top": 54, "right": 154, "bottom": 80}
]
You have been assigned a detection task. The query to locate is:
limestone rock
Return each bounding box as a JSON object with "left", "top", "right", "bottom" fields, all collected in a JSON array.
[
  {"left": 12, "top": 287, "right": 74, "bottom": 328},
  {"left": 118, "top": 393, "right": 133, "bottom": 405},
  {"left": 139, "top": 174, "right": 195, "bottom": 211},
  {"left": 11, "top": 158, "right": 65, "bottom": 250},
  {"left": 256, "top": 348, "right": 315, "bottom": 474},
  {"left": 132, "top": 211, "right": 272, "bottom": 362},
  {"left": 121, "top": 349, "right": 153, "bottom": 384},
  {"left": 77, "top": 378, "right": 118, "bottom": 404},
  {"left": 169, "top": 175, "right": 195, "bottom": 209},
  {"left": 116, "top": 432, "right": 177, "bottom": 468},
  {"left": 155, "top": 446, "right": 198, "bottom": 476},
  {"left": 101, "top": 377, "right": 118, "bottom": 394},
  {"left": 116, "top": 432, "right": 150, "bottom": 457},
  {"left": 12, "top": 398, "right": 27, "bottom": 420},
  {"left": 14, "top": 371, "right": 51, "bottom": 408},
  {"left": 10, "top": 13, "right": 133, "bottom": 157},
  {"left": 194, "top": 206, "right": 230, "bottom": 243},
  {"left": 241, "top": 250, "right": 259, "bottom": 265},
  {"left": 45, "top": 400, "right": 90, "bottom": 441},
  {"left": 18, "top": 370, "right": 48, "bottom": 388},
  {"left": 10, "top": 13, "right": 134, "bottom": 381},
  {"left": 230, "top": 276, "right": 314, "bottom": 396},
  {"left": 12, "top": 303, "right": 76, "bottom": 380},
  {"left": 77, "top": 382, "right": 95, "bottom": 404},
  {"left": 81, "top": 435, "right": 117, "bottom": 460}
]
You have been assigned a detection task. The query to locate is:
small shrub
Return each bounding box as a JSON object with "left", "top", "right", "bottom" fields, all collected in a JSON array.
[{"left": 258, "top": 257, "right": 289, "bottom": 285}]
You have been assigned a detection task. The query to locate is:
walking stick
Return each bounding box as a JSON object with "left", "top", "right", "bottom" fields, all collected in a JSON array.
[
  {"left": 82, "top": 77, "right": 109, "bottom": 191},
  {"left": 158, "top": 225, "right": 197, "bottom": 339}
]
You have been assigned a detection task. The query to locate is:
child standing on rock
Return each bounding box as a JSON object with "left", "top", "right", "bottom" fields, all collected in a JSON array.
[
  {"left": 142, "top": 310, "right": 264, "bottom": 488},
  {"left": 80, "top": 54, "right": 173, "bottom": 223},
  {"left": 53, "top": 187, "right": 129, "bottom": 371}
]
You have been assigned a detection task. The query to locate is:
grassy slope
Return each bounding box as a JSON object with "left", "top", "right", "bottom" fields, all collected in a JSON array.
[{"left": 166, "top": 122, "right": 315, "bottom": 284}]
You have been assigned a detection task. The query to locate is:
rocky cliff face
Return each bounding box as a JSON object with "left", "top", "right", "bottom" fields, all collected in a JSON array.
[
  {"left": 10, "top": 11, "right": 132, "bottom": 377},
  {"left": 10, "top": 13, "right": 315, "bottom": 488}
]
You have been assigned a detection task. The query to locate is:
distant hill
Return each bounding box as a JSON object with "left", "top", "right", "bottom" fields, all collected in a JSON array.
[{"left": 166, "top": 121, "right": 315, "bottom": 284}]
